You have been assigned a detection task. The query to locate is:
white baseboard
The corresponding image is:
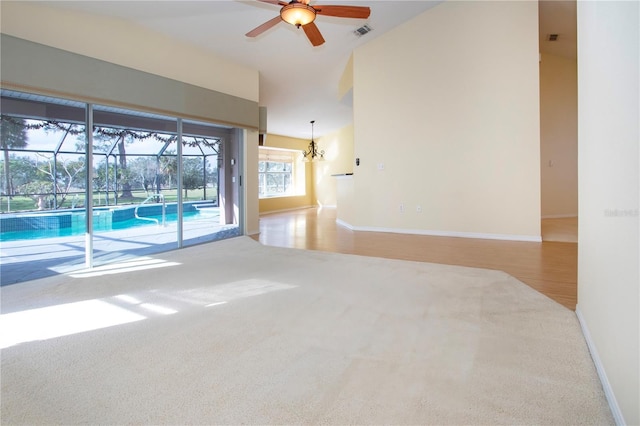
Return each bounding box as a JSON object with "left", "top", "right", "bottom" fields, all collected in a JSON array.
[
  {"left": 542, "top": 214, "right": 578, "bottom": 219},
  {"left": 335, "top": 219, "right": 354, "bottom": 230},
  {"left": 334, "top": 221, "right": 542, "bottom": 242},
  {"left": 575, "top": 307, "right": 626, "bottom": 426}
]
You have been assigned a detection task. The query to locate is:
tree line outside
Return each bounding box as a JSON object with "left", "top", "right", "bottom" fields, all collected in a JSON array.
[{"left": 0, "top": 116, "right": 219, "bottom": 213}]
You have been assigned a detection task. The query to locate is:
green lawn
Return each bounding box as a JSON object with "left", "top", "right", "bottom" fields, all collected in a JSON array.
[{"left": 1, "top": 189, "right": 217, "bottom": 213}]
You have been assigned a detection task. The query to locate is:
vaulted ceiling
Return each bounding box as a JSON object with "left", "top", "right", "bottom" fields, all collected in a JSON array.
[{"left": 28, "top": 1, "right": 576, "bottom": 139}]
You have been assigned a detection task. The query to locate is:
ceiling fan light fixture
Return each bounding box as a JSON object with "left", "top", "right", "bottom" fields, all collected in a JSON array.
[{"left": 280, "top": 3, "right": 316, "bottom": 28}]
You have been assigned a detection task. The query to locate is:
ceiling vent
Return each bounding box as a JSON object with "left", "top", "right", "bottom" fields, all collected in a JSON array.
[
  {"left": 547, "top": 34, "right": 559, "bottom": 41},
  {"left": 354, "top": 24, "right": 372, "bottom": 37}
]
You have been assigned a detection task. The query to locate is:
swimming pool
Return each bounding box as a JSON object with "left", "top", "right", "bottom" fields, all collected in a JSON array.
[{"left": 0, "top": 202, "right": 218, "bottom": 242}]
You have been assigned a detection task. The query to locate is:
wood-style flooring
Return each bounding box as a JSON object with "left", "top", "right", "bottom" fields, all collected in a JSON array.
[
  {"left": 252, "top": 207, "right": 578, "bottom": 310},
  {"left": 542, "top": 217, "right": 578, "bottom": 243}
]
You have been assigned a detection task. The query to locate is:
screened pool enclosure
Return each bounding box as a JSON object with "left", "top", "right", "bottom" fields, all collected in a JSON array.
[{"left": 0, "top": 89, "right": 244, "bottom": 285}]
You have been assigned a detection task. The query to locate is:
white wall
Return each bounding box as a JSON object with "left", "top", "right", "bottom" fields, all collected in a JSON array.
[
  {"left": 352, "top": 0, "right": 541, "bottom": 241},
  {"left": 540, "top": 53, "right": 578, "bottom": 218},
  {"left": 576, "top": 1, "right": 639, "bottom": 425}
]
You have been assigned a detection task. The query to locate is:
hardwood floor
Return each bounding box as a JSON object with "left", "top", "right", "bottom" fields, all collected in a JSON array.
[
  {"left": 252, "top": 207, "right": 578, "bottom": 310},
  {"left": 542, "top": 217, "right": 578, "bottom": 243}
]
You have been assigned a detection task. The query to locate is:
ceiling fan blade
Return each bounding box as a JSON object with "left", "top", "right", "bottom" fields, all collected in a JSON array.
[
  {"left": 246, "top": 16, "right": 282, "bottom": 38},
  {"left": 313, "top": 5, "right": 371, "bottom": 19},
  {"left": 256, "top": 0, "right": 288, "bottom": 5},
  {"left": 303, "top": 22, "right": 325, "bottom": 46}
]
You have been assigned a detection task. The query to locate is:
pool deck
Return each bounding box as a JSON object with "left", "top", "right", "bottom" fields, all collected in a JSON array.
[{"left": 1, "top": 217, "right": 239, "bottom": 286}]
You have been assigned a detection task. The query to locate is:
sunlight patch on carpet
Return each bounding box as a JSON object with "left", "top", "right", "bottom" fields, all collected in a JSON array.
[
  {"left": 0, "top": 279, "right": 296, "bottom": 349},
  {"left": 153, "top": 279, "right": 298, "bottom": 307},
  {"left": 0, "top": 299, "right": 146, "bottom": 349},
  {"left": 200, "top": 279, "right": 297, "bottom": 302}
]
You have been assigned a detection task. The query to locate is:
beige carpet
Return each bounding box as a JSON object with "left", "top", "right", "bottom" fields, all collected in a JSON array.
[{"left": 1, "top": 237, "right": 612, "bottom": 425}]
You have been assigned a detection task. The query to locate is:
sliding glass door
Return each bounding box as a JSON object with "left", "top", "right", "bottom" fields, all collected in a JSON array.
[
  {"left": 89, "top": 105, "right": 180, "bottom": 263},
  {"left": 181, "top": 120, "right": 242, "bottom": 247},
  {"left": 0, "top": 89, "right": 244, "bottom": 285}
]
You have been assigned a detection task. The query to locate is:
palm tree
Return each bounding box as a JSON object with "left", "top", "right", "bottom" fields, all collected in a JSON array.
[
  {"left": 0, "top": 115, "right": 28, "bottom": 197},
  {"left": 159, "top": 151, "right": 178, "bottom": 191}
]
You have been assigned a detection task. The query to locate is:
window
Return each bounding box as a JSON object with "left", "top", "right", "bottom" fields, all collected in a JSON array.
[
  {"left": 258, "top": 148, "right": 304, "bottom": 198},
  {"left": 0, "top": 89, "right": 242, "bottom": 286}
]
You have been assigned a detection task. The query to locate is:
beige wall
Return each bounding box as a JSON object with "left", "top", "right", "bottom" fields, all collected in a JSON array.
[
  {"left": 1, "top": 35, "right": 258, "bottom": 131},
  {"left": 259, "top": 134, "right": 314, "bottom": 213},
  {"left": 258, "top": 126, "right": 354, "bottom": 213},
  {"left": 576, "top": 1, "right": 639, "bottom": 424},
  {"left": 352, "top": 0, "right": 541, "bottom": 240},
  {"left": 315, "top": 125, "right": 355, "bottom": 207},
  {"left": 0, "top": 1, "right": 258, "bottom": 102},
  {"left": 540, "top": 53, "right": 578, "bottom": 218},
  {"left": 335, "top": 176, "right": 356, "bottom": 226},
  {"left": 338, "top": 55, "right": 354, "bottom": 102}
]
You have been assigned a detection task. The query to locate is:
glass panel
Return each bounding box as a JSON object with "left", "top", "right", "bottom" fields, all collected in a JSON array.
[
  {"left": 257, "top": 147, "right": 301, "bottom": 199},
  {"left": 0, "top": 90, "right": 87, "bottom": 285},
  {"left": 181, "top": 119, "right": 240, "bottom": 246},
  {"left": 1, "top": 118, "right": 87, "bottom": 212},
  {"left": 259, "top": 161, "right": 293, "bottom": 197},
  {"left": 0, "top": 91, "right": 245, "bottom": 285},
  {"left": 90, "top": 106, "right": 179, "bottom": 264},
  {"left": 1, "top": 94, "right": 87, "bottom": 212},
  {"left": 180, "top": 135, "right": 219, "bottom": 204}
]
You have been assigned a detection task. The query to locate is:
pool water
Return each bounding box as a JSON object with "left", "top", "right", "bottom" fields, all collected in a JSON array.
[{"left": 0, "top": 210, "right": 211, "bottom": 242}]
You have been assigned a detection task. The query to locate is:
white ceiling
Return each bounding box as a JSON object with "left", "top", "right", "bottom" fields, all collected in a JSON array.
[{"left": 36, "top": 0, "right": 575, "bottom": 140}]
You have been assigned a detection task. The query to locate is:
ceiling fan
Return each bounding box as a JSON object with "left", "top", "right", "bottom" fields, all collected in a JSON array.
[{"left": 246, "top": 0, "right": 371, "bottom": 47}]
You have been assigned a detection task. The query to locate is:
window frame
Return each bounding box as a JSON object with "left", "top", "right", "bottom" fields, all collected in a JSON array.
[{"left": 258, "top": 147, "right": 304, "bottom": 199}]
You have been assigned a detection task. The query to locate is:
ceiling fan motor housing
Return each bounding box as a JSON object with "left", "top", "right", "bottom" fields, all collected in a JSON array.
[
  {"left": 280, "top": 3, "right": 317, "bottom": 28},
  {"left": 247, "top": 0, "right": 371, "bottom": 47}
]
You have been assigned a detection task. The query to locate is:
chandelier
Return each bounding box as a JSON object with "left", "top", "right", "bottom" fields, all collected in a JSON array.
[{"left": 302, "top": 120, "right": 324, "bottom": 162}]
